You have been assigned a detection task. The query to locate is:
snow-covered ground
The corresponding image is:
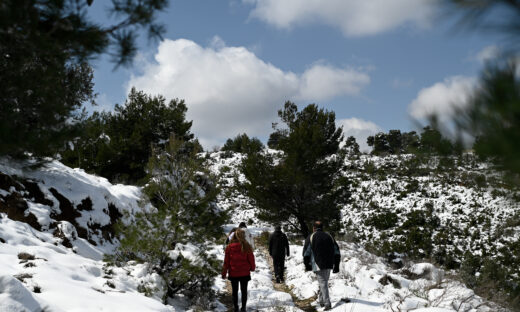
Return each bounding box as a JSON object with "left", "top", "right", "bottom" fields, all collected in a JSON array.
[
  {"left": 208, "top": 151, "right": 516, "bottom": 311},
  {"left": 284, "top": 241, "right": 496, "bottom": 312},
  {"left": 0, "top": 158, "right": 180, "bottom": 311},
  {"left": 1, "top": 151, "right": 517, "bottom": 311},
  {"left": 214, "top": 227, "right": 303, "bottom": 312}
]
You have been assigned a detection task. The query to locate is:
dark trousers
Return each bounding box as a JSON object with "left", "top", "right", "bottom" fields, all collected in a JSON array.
[
  {"left": 272, "top": 255, "right": 285, "bottom": 280},
  {"left": 231, "top": 278, "right": 249, "bottom": 309}
]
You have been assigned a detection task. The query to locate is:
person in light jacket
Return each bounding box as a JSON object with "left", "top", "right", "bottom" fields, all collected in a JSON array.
[
  {"left": 303, "top": 221, "right": 341, "bottom": 311},
  {"left": 222, "top": 228, "right": 256, "bottom": 312}
]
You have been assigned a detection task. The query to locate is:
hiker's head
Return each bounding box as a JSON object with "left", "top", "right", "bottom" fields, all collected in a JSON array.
[
  {"left": 239, "top": 222, "right": 247, "bottom": 229},
  {"left": 275, "top": 225, "right": 282, "bottom": 231},
  {"left": 235, "top": 228, "right": 252, "bottom": 253},
  {"left": 313, "top": 221, "right": 323, "bottom": 232}
]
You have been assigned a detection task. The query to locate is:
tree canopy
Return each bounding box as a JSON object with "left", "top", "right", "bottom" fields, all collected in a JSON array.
[
  {"left": 61, "top": 88, "right": 196, "bottom": 184},
  {"left": 221, "top": 133, "right": 264, "bottom": 154},
  {"left": 0, "top": 0, "right": 168, "bottom": 157},
  {"left": 240, "top": 102, "right": 350, "bottom": 238}
]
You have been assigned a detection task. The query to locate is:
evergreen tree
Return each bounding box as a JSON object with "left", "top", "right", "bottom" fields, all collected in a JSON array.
[
  {"left": 111, "top": 136, "right": 228, "bottom": 304},
  {"left": 419, "top": 126, "right": 454, "bottom": 155},
  {"left": 61, "top": 88, "right": 196, "bottom": 184},
  {"left": 402, "top": 131, "right": 420, "bottom": 153},
  {"left": 387, "top": 129, "right": 403, "bottom": 154},
  {"left": 345, "top": 136, "right": 360, "bottom": 155},
  {"left": 0, "top": 0, "right": 168, "bottom": 157},
  {"left": 267, "top": 131, "right": 283, "bottom": 149},
  {"left": 221, "top": 133, "right": 264, "bottom": 154},
  {"left": 367, "top": 132, "right": 391, "bottom": 155},
  {"left": 459, "top": 63, "right": 520, "bottom": 174},
  {"left": 240, "top": 102, "right": 350, "bottom": 238}
]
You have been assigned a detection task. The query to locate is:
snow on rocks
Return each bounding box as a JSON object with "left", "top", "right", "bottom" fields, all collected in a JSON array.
[
  {"left": 0, "top": 158, "right": 188, "bottom": 311},
  {"left": 0, "top": 158, "right": 142, "bottom": 251},
  {"left": 0, "top": 210, "right": 179, "bottom": 311}
]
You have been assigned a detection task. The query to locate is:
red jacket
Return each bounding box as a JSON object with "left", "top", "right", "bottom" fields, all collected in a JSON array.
[{"left": 222, "top": 242, "right": 255, "bottom": 278}]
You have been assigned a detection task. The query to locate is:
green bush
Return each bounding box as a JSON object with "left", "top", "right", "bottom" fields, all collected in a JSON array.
[
  {"left": 110, "top": 137, "right": 228, "bottom": 305},
  {"left": 221, "top": 133, "right": 264, "bottom": 154},
  {"left": 61, "top": 88, "right": 197, "bottom": 184},
  {"left": 365, "top": 211, "right": 399, "bottom": 230}
]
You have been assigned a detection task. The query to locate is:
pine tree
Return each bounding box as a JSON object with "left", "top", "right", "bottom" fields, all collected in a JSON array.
[
  {"left": 0, "top": 0, "right": 168, "bottom": 157},
  {"left": 221, "top": 133, "right": 264, "bottom": 154},
  {"left": 345, "top": 136, "right": 360, "bottom": 155},
  {"left": 240, "top": 102, "right": 350, "bottom": 238},
  {"left": 112, "top": 135, "right": 228, "bottom": 304},
  {"left": 367, "top": 132, "right": 390, "bottom": 155},
  {"left": 61, "top": 88, "right": 197, "bottom": 184}
]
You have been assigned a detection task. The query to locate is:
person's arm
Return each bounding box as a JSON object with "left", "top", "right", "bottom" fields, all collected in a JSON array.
[
  {"left": 269, "top": 233, "right": 274, "bottom": 256},
  {"left": 332, "top": 239, "right": 341, "bottom": 273},
  {"left": 249, "top": 232, "right": 255, "bottom": 249},
  {"left": 302, "top": 236, "right": 309, "bottom": 257},
  {"left": 303, "top": 236, "right": 312, "bottom": 271},
  {"left": 284, "top": 234, "right": 290, "bottom": 257},
  {"left": 222, "top": 246, "right": 230, "bottom": 278},
  {"left": 248, "top": 251, "right": 256, "bottom": 272}
]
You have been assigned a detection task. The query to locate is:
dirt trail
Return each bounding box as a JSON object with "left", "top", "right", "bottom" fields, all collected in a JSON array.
[
  {"left": 218, "top": 236, "right": 314, "bottom": 312},
  {"left": 256, "top": 241, "right": 317, "bottom": 312}
]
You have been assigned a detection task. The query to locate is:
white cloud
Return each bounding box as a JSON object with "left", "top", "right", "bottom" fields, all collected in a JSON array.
[
  {"left": 475, "top": 45, "right": 500, "bottom": 64},
  {"left": 297, "top": 64, "right": 370, "bottom": 101},
  {"left": 127, "top": 39, "right": 370, "bottom": 148},
  {"left": 244, "top": 0, "right": 438, "bottom": 37},
  {"left": 337, "top": 117, "right": 382, "bottom": 152},
  {"left": 408, "top": 76, "right": 477, "bottom": 120}
]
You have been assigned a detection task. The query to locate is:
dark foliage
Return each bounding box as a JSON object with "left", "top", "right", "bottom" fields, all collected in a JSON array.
[
  {"left": 61, "top": 88, "right": 196, "bottom": 184},
  {"left": 240, "top": 102, "right": 350, "bottom": 238},
  {"left": 0, "top": 0, "right": 168, "bottom": 158},
  {"left": 345, "top": 136, "right": 360, "bottom": 155},
  {"left": 221, "top": 133, "right": 264, "bottom": 154},
  {"left": 448, "top": 0, "right": 520, "bottom": 53},
  {"left": 367, "top": 127, "right": 458, "bottom": 155},
  {"left": 111, "top": 137, "right": 228, "bottom": 304},
  {"left": 365, "top": 211, "right": 398, "bottom": 230},
  {"left": 456, "top": 63, "right": 520, "bottom": 175}
]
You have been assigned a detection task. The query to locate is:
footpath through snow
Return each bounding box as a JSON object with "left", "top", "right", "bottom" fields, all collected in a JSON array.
[
  {"left": 214, "top": 225, "right": 497, "bottom": 312},
  {"left": 214, "top": 225, "right": 303, "bottom": 312}
]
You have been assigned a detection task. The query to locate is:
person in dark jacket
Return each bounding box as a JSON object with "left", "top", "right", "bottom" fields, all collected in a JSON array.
[
  {"left": 269, "top": 225, "right": 290, "bottom": 283},
  {"left": 222, "top": 228, "right": 256, "bottom": 312},
  {"left": 303, "top": 221, "right": 341, "bottom": 311}
]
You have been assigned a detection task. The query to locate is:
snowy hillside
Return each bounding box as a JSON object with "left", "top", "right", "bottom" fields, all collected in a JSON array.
[
  {"left": 0, "top": 158, "right": 176, "bottom": 311},
  {"left": 207, "top": 151, "right": 519, "bottom": 311},
  {"left": 1, "top": 151, "right": 518, "bottom": 311}
]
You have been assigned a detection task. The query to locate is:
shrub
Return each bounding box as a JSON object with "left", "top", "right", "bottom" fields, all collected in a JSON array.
[
  {"left": 221, "top": 133, "right": 264, "bottom": 154},
  {"left": 110, "top": 137, "right": 228, "bottom": 304},
  {"left": 365, "top": 211, "right": 399, "bottom": 230}
]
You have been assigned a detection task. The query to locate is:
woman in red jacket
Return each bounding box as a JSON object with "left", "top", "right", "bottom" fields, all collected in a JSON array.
[{"left": 222, "top": 228, "right": 256, "bottom": 312}]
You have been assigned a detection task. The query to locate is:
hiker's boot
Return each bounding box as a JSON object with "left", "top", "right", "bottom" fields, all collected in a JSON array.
[
  {"left": 276, "top": 277, "right": 281, "bottom": 283},
  {"left": 324, "top": 305, "right": 332, "bottom": 311},
  {"left": 240, "top": 306, "right": 246, "bottom": 312},
  {"left": 233, "top": 305, "right": 239, "bottom": 312}
]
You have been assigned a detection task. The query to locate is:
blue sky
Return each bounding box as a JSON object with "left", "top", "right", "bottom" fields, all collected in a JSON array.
[{"left": 88, "top": 0, "right": 500, "bottom": 150}]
